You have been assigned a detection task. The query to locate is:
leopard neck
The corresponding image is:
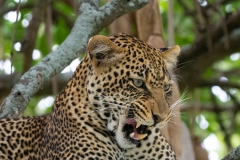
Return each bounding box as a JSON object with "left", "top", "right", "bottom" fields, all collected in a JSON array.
[{"left": 51, "top": 55, "right": 105, "bottom": 128}]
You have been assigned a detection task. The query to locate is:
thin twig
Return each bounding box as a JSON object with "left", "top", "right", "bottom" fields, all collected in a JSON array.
[{"left": 10, "top": 0, "right": 21, "bottom": 74}]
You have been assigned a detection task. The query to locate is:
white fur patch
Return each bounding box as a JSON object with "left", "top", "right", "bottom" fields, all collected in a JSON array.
[
  {"left": 107, "top": 120, "right": 116, "bottom": 131},
  {"left": 115, "top": 118, "right": 135, "bottom": 149}
]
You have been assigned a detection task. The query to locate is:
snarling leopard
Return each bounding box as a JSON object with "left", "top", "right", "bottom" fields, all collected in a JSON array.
[{"left": 0, "top": 33, "right": 180, "bottom": 159}]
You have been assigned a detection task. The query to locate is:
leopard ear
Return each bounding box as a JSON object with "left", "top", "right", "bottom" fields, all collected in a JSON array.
[
  {"left": 88, "top": 35, "right": 122, "bottom": 67},
  {"left": 161, "top": 45, "right": 180, "bottom": 71}
]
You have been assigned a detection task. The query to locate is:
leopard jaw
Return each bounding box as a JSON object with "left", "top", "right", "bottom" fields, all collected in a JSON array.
[
  {"left": 116, "top": 118, "right": 136, "bottom": 149},
  {"left": 114, "top": 116, "right": 151, "bottom": 149}
]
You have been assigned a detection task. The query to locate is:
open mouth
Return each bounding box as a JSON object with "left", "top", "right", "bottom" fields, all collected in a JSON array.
[{"left": 122, "top": 117, "right": 149, "bottom": 146}]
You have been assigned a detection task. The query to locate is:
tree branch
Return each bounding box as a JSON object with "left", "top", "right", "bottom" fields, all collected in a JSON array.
[
  {"left": 181, "top": 104, "right": 240, "bottom": 113},
  {"left": 178, "top": 28, "right": 240, "bottom": 91},
  {"left": 0, "top": 73, "right": 72, "bottom": 98},
  {"left": 0, "top": 0, "right": 149, "bottom": 118},
  {"left": 200, "top": 81, "right": 240, "bottom": 90},
  {"left": 222, "top": 146, "right": 240, "bottom": 160},
  {"left": 180, "top": 10, "right": 240, "bottom": 58}
]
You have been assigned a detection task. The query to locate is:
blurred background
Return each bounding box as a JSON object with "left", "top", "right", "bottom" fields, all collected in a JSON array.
[{"left": 0, "top": 0, "right": 240, "bottom": 159}]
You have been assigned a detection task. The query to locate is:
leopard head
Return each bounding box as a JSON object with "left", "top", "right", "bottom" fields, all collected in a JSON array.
[{"left": 86, "top": 33, "right": 180, "bottom": 149}]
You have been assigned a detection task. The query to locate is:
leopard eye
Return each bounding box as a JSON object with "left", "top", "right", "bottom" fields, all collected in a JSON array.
[
  {"left": 164, "top": 84, "right": 171, "bottom": 92},
  {"left": 133, "top": 79, "right": 144, "bottom": 88}
]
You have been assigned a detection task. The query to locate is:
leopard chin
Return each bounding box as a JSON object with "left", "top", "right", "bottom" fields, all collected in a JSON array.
[
  {"left": 114, "top": 117, "right": 151, "bottom": 149},
  {"left": 115, "top": 118, "right": 137, "bottom": 149}
]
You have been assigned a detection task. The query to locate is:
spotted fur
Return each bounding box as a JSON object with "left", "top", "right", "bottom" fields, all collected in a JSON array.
[{"left": 0, "top": 33, "right": 180, "bottom": 159}]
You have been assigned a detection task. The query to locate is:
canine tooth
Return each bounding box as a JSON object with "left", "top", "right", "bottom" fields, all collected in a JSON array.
[
  {"left": 136, "top": 123, "right": 141, "bottom": 128},
  {"left": 129, "top": 132, "right": 148, "bottom": 140},
  {"left": 130, "top": 132, "right": 135, "bottom": 139},
  {"left": 148, "top": 126, "right": 154, "bottom": 130},
  {"left": 138, "top": 133, "right": 148, "bottom": 140}
]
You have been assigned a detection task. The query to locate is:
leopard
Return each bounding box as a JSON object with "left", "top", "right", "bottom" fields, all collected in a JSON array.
[{"left": 0, "top": 33, "right": 180, "bottom": 159}]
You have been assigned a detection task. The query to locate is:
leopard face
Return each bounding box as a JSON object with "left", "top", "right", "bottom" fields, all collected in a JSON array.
[{"left": 86, "top": 33, "right": 180, "bottom": 149}]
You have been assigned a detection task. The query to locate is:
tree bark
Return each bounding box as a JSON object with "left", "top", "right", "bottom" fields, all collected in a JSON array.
[
  {"left": 136, "top": 0, "right": 165, "bottom": 47},
  {"left": 0, "top": 73, "right": 73, "bottom": 98},
  {"left": 0, "top": 0, "right": 150, "bottom": 118},
  {"left": 222, "top": 146, "right": 240, "bottom": 160}
]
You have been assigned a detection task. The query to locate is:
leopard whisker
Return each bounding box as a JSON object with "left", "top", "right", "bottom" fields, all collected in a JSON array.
[
  {"left": 171, "top": 75, "right": 183, "bottom": 82},
  {"left": 173, "top": 60, "right": 194, "bottom": 72},
  {"left": 170, "top": 87, "right": 190, "bottom": 110},
  {"left": 167, "top": 119, "right": 181, "bottom": 127},
  {"left": 165, "top": 122, "right": 175, "bottom": 130}
]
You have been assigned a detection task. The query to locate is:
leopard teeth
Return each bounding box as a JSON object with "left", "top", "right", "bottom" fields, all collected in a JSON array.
[
  {"left": 136, "top": 123, "right": 141, "bottom": 128},
  {"left": 138, "top": 133, "right": 148, "bottom": 140},
  {"left": 148, "top": 126, "right": 154, "bottom": 130},
  {"left": 129, "top": 132, "right": 148, "bottom": 140}
]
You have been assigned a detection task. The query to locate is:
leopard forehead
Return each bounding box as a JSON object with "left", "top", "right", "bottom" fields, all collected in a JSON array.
[
  {"left": 107, "top": 34, "right": 168, "bottom": 83},
  {"left": 109, "top": 33, "right": 163, "bottom": 60}
]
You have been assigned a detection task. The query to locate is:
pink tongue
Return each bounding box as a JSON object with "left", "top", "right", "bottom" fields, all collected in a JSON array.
[
  {"left": 125, "top": 118, "right": 136, "bottom": 125},
  {"left": 125, "top": 118, "right": 139, "bottom": 139}
]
